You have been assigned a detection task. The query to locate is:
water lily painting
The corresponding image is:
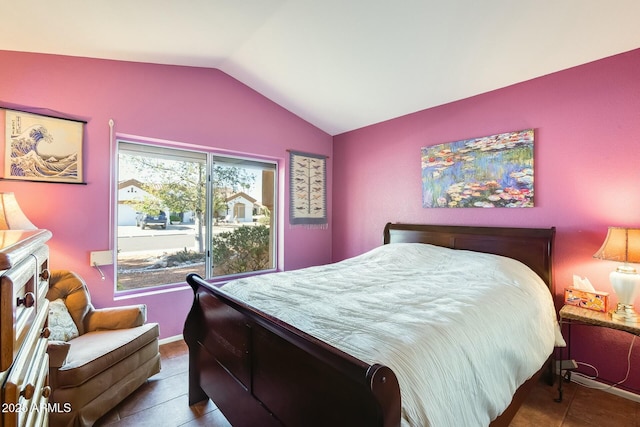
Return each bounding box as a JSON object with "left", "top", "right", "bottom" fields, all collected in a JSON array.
[
  {"left": 2, "top": 109, "right": 84, "bottom": 183},
  {"left": 421, "top": 129, "right": 534, "bottom": 208}
]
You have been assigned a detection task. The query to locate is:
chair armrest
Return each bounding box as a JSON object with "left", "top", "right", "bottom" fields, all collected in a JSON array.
[
  {"left": 47, "top": 340, "right": 71, "bottom": 368},
  {"left": 85, "top": 304, "right": 147, "bottom": 332}
]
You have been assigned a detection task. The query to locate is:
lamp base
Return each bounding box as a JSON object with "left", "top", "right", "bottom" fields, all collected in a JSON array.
[{"left": 610, "top": 303, "right": 640, "bottom": 323}]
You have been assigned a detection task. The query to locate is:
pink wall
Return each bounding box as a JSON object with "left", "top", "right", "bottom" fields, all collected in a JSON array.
[
  {"left": 333, "top": 49, "right": 640, "bottom": 392},
  {"left": 0, "top": 50, "right": 332, "bottom": 339}
]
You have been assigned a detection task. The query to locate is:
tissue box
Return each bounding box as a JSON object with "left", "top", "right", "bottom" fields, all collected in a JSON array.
[{"left": 564, "top": 287, "right": 609, "bottom": 312}]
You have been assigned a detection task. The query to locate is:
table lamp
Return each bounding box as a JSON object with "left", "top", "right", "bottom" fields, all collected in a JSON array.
[
  {"left": 0, "top": 192, "right": 37, "bottom": 230},
  {"left": 593, "top": 227, "right": 640, "bottom": 322}
]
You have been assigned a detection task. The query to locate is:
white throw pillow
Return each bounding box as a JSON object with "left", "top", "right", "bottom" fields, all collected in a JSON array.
[{"left": 48, "top": 299, "right": 79, "bottom": 341}]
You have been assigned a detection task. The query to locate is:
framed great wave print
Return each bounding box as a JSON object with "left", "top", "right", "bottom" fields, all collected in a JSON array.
[
  {"left": 2, "top": 108, "right": 85, "bottom": 184},
  {"left": 421, "top": 129, "right": 534, "bottom": 208}
]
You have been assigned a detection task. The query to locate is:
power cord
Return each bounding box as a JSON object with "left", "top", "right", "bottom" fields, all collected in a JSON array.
[{"left": 571, "top": 335, "right": 636, "bottom": 391}]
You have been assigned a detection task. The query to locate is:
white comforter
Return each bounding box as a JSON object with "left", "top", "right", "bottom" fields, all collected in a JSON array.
[{"left": 221, "top": 243, "right": 562, "bottom": 427}]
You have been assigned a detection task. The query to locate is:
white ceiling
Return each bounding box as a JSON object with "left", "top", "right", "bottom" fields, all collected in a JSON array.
[{"left": 2, "top": 1, "right": 640, "bottom": 135}]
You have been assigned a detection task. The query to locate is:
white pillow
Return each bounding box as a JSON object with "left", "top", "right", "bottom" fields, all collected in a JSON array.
[{"left": 48, "top": 299, "right": 79, "bottom": 341}]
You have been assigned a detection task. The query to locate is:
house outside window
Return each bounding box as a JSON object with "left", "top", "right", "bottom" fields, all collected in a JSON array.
[{"left": 116, "top": 141, "right": 277, "bottom": 292}]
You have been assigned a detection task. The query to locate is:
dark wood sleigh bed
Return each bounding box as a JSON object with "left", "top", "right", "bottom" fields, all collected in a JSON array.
[{"left": 184, "top": 223, "right": 556, "bottom": 426}]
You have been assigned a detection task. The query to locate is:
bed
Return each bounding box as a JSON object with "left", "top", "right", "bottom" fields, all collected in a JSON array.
[{"left": 184, "top": 223, "right": 559, "bottom": 426}]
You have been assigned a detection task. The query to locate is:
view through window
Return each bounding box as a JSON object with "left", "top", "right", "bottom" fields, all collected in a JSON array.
[{"left": 117, "top": 142, "right": 277, "bottom": 291}]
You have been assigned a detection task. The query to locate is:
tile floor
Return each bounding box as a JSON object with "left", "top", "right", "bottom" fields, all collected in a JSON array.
[
  {"left": 95, "top": 340, "right": 640, "bottom": 426},
  {"left": 511, "top": 376, "right": 640, "bottom": 427}
]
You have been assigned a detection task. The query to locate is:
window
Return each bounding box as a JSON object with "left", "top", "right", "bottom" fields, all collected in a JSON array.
[
  {"left": 210, "top": 155, "right": 276, "bottom": 278},
  {"left": 116, "top": 141, "right": 277, "bottom": 292}
]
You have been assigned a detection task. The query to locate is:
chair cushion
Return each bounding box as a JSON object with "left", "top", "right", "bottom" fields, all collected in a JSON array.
[
  {"left": 56, "top": 322, "right": 159, "bottom": 389},
  {"left": 48, "top": 299, "right": 80, "bottom": 341},
  {"left": 47, "top": 270, "right": 92, "bottom": 335}
]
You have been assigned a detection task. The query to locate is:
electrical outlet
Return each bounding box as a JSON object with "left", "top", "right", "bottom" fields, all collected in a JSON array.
[
  {"left": 90, "top": 250, "right": 113, "bottom": 266},
  {"left": 555, "top": 359, "right": 577, "bottom": 374}
]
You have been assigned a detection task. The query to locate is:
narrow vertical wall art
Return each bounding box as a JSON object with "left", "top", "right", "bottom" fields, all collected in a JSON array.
[{"left": 289, "top": 150, "right": 327, "bottom": 227}]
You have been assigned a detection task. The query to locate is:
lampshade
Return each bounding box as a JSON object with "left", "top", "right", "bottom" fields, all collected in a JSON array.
[
  {"left": 0, "top": 192, "right": 37, "bottom": 230},
  {"left": 593, "top": 227, "right": 640, "bottom": 266},
  {"left": 594, "top": 227, "right": 640, "bottom": 322}
]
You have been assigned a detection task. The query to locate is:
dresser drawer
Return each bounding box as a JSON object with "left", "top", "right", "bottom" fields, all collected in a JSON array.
[
  {"left": 22, "top": 349, "right": 50, "bottom": 427},
  {"left": 0, "top": 256, "right": 38, "bottom": 373},
  {"left": 2, "top": 301, "right": 49, "bottom": 427},
  {"left": 30, "top": 246, "right": 49, "bottom": 306},
  {"left": 31, "top": 246, "right": 50, "bottom": 318}
]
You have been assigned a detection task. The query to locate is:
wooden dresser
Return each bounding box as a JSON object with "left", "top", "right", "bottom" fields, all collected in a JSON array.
[{"left": 0, "top": 229, "right": 52, "bottom": 427}]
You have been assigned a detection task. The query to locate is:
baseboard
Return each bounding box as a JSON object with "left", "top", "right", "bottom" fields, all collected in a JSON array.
[
  {"left": 569, "top": 373, "right": 640, "bottom": 403},
  {"left": 159, "top": 334, "right": 184, "bottom": 345}
]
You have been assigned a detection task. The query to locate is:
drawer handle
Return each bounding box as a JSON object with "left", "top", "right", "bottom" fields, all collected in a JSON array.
[
  {"left": 42, "top": 386, "right": 51, "bottom": 399},
  {"left": 41, "top": 327, "right": 51, "bottom": 339},
  {"left": 40, "top": 269, "right": 50, "bottom": 281},
  {"left": 21, "top": 383, "right": 35, "bottom": 399},
  {"left": 16, "top": 292, "right": 35, "bottom": 308}
]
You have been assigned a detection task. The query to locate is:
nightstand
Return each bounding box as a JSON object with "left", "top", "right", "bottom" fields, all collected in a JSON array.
[{"left": 556, "top": 304, "right": 640, "bottom": 402}]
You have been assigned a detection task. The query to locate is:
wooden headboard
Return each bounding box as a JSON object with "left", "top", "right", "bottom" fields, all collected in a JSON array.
[{"left": 383, "top": 223, "right": 556, "bottom": 291}]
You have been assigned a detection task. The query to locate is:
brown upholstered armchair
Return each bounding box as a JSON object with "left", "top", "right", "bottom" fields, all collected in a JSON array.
[{"left": 46, "top": 270, "right": 160, "bottom": 427}]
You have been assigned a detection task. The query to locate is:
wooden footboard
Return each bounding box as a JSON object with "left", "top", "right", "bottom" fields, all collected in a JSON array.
[{"left": 184, "top": 273, "right": 401, "bottom": 427}]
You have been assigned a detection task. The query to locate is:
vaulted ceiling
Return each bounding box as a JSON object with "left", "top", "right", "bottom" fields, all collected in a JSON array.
[{"left": 2, "top": 1, "right": 639, "bottom": 135}]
